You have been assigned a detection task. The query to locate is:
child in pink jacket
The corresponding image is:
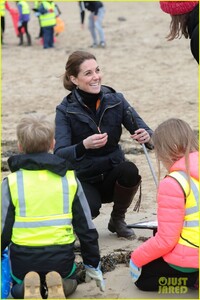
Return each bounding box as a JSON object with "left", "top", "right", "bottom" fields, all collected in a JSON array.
[{"left": 130, "top": 118, "right": 199, "bottom": 291}]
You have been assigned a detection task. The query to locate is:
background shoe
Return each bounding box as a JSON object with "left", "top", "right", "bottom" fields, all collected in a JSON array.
[
  {"left": 99, "top": 42, "right": 106, "bottom": 48},
  {"left": 89, "top": 43, "right": 98, "bottom": 48}
]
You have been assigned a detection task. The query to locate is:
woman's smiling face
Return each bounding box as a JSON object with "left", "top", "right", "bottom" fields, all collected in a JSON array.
[{"left": 70, "top": 59, "right": 102, "bottom": 94}]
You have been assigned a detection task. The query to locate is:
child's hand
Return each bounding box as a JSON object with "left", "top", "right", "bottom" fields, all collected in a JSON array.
[
  {"left": 84, "top": 264, "right": 105, "bottom": 292},
  {"left": 129, "top": 259, "right": 141, "bottom": 283}
]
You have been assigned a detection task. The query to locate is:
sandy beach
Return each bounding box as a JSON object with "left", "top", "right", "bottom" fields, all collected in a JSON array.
[{"left": 1, "top": 1, "right": 199, "bottom": 299}]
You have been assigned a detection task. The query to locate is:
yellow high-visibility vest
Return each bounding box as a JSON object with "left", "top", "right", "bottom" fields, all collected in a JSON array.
[
  {"left": 39, "top": 1, "right": 56, "bottom": 27},
  {"left": 34, "top": 1, "right": 39, "bottom": 10},
  {"left": 169, "top": 171, "right": 199, "bottom": 248},
  {"left": 8, "top": 169, "right": 77, "bottom": 246},
  {"left": 18, "top": 1, "right": 30, "bottom": 15},
  {"left": 0, "top": 1, "right": 5, "bottom": 17}
]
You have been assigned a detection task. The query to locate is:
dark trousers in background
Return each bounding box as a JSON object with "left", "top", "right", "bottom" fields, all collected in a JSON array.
[
  {"left": 42, "top": 26, "right": 54, "bottom": 49},
  {"left": 18, "top": 21, "right": 28, "bottom": 35},
  {"left": 1, "top": 16, "right": 5, "bottom": 43},
  {"left": 135, "top": 257, "right": 199, "bottom": 291},
  {"left": 18, "top": 21, "right": 31, "bottom": 46}
]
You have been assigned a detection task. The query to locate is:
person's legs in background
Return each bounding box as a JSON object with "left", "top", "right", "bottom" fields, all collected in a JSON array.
[
  {"left": 22, "top": 21, "right": 31, "bottom": 46},
  {"left": 88, "top": 12, "right": 97, "bottom": 47},
  {"left": 42, "top": 27, "right": 54, "bottom": 49},
  {"left": 49, "top": 26, "right": 54, "bottom": 48},
  {"left": 42, "top": 27, "right": 50, "bottom": 49},
  {"left": 95, "top": 7, "right": 106, "bottom": 47},
  {"left": 1, "top": 16, "right": 5, "bottom": 44},
  {"left": 18, "top": 25, "right": 23, "bottom": 46}
]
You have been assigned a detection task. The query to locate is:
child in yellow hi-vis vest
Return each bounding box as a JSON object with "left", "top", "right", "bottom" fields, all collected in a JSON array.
[
  {"left": 1, "top": 114, "right": 105, "bottom": 299},
  {"left": 16, "top": 0, "right": 32, "bottom": 46},
  {"left": 130, "top": 118, "right": 199, "bottom": 291},
  {"left": 38, "top": 1, "right": 56, "bottom": 49}
]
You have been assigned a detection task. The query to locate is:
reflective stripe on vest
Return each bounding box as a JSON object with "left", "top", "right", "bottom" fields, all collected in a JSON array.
[
  {"left": 8, "top": 169, "right": 77, "bottom": 246},
  {"left": 18, "top": 1, "right": 30, "bottom": 15},
  {"left": 169, "top": 171, "right": 199, "bottom": 248},
  {"left": 39, "top": 2, "right": 56, "bottom": 27},
  {"left": 0, "top": 1, "right": 5, "bottom": 16}
]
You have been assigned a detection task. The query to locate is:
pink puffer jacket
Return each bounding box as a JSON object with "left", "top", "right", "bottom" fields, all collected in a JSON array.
[{"left": 131, "top": 151, "right": 199, "bottom": 268}]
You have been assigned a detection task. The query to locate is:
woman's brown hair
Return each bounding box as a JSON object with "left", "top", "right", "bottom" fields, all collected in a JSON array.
[
  {"left": 166, "top": 14, "right": 189, "bottom": 40},
  {"left": 63, "top": 51, "right": 96, "bottom": 91}
]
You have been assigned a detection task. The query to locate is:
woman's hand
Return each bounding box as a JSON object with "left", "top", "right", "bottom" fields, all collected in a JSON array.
[
  {"left": 83, "top": 133, "right": 108, "bottom": 149},
  {"left": 131, "top": 129, "right": 151, "bottom": 144}
]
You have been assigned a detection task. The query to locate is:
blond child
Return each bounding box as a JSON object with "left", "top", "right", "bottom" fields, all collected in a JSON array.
[
  {"left": 130, "top": 118, "right": 199, "bottom": 291},
  {"left": 1, "top": 114, "right": 105, "bottom": 299}
]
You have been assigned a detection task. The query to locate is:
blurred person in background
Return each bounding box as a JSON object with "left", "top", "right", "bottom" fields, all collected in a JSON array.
[
  {"left": 160, "top": 1, "right": 199, "bottom": 63},
  {"left": 37, "top": 1, "right": 56, "bottom": 49},
  {"left": 1, "top": 1, "right": 11, "bottom": 44},
  {"left": 16, "top": 0, "right": 32, "bottom": 46},
  {"left": 79, "top": 1, "right": 106, "bottom": 48}
]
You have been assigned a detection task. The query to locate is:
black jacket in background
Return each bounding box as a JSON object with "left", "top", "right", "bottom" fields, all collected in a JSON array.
[{"left": 188, "top": 4, "right": 199, "bottom": 63}]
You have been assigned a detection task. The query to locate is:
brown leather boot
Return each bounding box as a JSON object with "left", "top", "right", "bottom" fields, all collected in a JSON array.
[{"left": 108, "top": 177, "right": 141, "bottom": 239}]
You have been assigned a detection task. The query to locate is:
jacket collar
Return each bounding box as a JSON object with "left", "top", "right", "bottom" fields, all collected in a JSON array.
[{"left": 8, "top": 153, "right": 71, "bottom": 177}]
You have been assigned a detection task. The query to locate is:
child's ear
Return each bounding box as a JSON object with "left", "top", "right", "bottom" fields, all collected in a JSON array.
[{"left": 18, "top": 143, "right": 23, "bottom": 153}]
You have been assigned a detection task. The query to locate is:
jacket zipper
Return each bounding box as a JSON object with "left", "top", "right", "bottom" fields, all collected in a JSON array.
[
  {"left": 67, "top": 102, "right": 120, "bottom": 134},
  {"left": 67, "top": 111, "right": 101, "bottom": 133},
  {"left": 98, "top": 103, "right": 120, "bottom": 132}
]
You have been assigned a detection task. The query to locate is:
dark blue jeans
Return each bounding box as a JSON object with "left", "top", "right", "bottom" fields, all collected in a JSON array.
[{"left": 42, "top": 26, "right": 54, "bottom": 49}]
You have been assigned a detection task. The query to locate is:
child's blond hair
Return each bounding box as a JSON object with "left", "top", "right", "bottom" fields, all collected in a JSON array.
[
  {"left": 152, "top": 118, "right": 198, "bottom": 181},
  {"left": 17, "top": 115, "right": 54, "bottom": 154}
]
